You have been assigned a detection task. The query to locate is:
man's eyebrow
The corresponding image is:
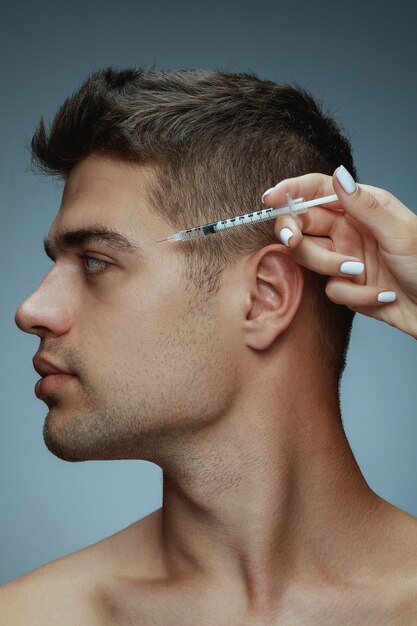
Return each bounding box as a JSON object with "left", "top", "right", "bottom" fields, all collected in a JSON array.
[{"left": 43, "top": 225, "right": 144, "bottom": 261}]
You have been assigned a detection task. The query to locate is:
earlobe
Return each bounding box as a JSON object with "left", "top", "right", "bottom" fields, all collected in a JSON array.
[{"left": 243, "top": 246, "right": 304, "bottom": 351}]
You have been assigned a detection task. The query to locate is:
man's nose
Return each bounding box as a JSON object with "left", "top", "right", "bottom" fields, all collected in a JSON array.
[{"left": 15, "top": 271, "right": 72, "bottom": 339}]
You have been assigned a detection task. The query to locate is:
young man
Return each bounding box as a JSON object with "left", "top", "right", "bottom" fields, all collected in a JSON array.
[{"left": 3, "top": 68, "right": 417, "bottom": 624}]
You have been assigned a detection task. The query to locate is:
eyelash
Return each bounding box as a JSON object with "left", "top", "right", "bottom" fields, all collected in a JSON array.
[{"left": 77, "top": 254, "right": 111, "bottom": 276}]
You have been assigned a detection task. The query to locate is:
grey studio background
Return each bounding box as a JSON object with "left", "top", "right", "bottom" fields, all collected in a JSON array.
[{"left": 1, "top": 0, "right": 416, "bottom": 586}]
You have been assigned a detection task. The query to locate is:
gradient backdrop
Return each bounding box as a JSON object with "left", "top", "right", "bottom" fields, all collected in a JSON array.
[{"left": 1, "top": 0, "right": 416, "bottom": 585}]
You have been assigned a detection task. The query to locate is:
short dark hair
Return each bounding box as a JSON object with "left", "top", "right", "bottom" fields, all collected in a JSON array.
[{"left": 30, "top": 66, "right": 357, "bottom": 384}]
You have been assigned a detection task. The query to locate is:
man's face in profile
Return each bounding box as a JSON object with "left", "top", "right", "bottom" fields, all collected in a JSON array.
[{"left": 15, "top": 154, "right": 238, "bottom": 463}]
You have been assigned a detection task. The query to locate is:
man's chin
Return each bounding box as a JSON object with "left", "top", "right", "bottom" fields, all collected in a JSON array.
[
  {"left": 41, "top": 403, "right": 151, "bottom": 462},
  {"left": 42, "top": 408, "right": 92, "bottom": 462},
  {"left": 41, "top": 411, "right": 126, "bottom": 462}
]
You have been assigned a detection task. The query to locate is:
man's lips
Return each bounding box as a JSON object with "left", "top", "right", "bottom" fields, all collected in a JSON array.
[
  {"left": 34, "top": 373, "right": 76, "bottom": 399},
  {"left": 33, "top": 356, "right": 77, "bottom": 399},
  {"left": 33, "top": 356, "right": 74, "bottom": 378}
]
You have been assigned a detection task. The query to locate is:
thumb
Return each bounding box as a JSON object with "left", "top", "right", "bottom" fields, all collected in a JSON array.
[{"left": 333, "top": 165, "right": 410, "bottom": 242}]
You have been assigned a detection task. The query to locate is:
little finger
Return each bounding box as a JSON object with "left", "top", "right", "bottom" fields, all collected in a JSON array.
[{"left": 325, "top": 277, "right": 397, "bottom": 308}]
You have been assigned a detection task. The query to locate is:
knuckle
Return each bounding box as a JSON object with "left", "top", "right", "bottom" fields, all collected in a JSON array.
[
  {"left": 272, "top": 177, "right": 298, "bottom": 195},
  {"left": 317, "top": 176, "right": 327, "bottom": 198},
  {"left": 366, "top": 194, "right": 381, "bottom": 211},
  {"left": 380, "top": 190, "right": 396, "bottom": 209}
]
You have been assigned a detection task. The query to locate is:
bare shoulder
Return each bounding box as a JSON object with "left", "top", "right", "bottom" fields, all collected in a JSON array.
[
  {"left": 0, "top": 508, "right": 163, "bottom": 625},
  {"left": 0, "top": 565, "right": 102, "bottom": 626}
]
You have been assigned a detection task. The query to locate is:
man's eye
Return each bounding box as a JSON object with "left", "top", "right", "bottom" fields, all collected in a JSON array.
[{"left": 77, "top": 254, "right": 111, "bottom": 276}]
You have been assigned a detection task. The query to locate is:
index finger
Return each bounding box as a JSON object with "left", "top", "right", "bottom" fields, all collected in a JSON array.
[{"left": 262, "top": 172, "right": 344, "bottom": 209}]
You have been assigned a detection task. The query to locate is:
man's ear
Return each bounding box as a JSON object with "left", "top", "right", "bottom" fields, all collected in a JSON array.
[{"left": 242, "top": 244, "right": 304, "bottom": 350}]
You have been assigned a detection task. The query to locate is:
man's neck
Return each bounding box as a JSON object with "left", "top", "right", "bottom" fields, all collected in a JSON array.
[{"left": 155, "top": 379, "right": 401, "bottom": 613}]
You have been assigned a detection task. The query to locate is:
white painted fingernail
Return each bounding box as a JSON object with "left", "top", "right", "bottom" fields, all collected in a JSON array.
[
  {"left": 377, "top": 291, "right": 397, "bottom": 303},
  {"left": 279, "top": 227, "right": 294, "bottom": 247},
  {"left": 261, "top": 187, "right": 275, "bottom": 203},
  {"left": 336, "top": 165, "right": 357, "bottom": 194},
  {"left": 340, "top": 261, "right": 364, "bottom": 275}
]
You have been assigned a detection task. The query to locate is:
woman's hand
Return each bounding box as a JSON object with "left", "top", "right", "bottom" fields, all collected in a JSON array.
[{"left": 262, "top": 165, "right": 417, "bottom": 339}]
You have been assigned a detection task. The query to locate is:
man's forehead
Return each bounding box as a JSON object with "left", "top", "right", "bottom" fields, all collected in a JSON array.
[
  {"left": 54, "top": 155, "right": 169, "bottom": 248},
  {"left": 64, "top": 152, "right": 156, "bottom": 184},
  {"left": 62, "top": 155, "right": 153, "bottom": 209}
]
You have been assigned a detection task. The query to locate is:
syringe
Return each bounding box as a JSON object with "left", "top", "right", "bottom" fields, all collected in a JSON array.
[{"left": 155, "top": 192, "right": 339, "bottom": 243}]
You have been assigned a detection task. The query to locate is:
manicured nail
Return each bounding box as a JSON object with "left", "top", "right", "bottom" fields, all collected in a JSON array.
[
  {"left": 279, "top": 227, "right": 294, "bottom": 247},
  {"left": 340, "top": 261, "right": 364, "bottom": 275},
  {"left": 377, "top": 291, "right": 396, "bottom": 303},
  {"left": 336, "top": 165, "right": 357, "bottom": 194},
  {"left": 261, "top": 187, "right": 275, "bottom": 203}
]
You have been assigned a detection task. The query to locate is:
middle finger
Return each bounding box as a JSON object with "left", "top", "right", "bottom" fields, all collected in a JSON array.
[
  {"left": 275, "top": 206, "right": 364, "bottom": 259},
  {"left": 287, "top": 235, "right": 367, "bottom": 284}
]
